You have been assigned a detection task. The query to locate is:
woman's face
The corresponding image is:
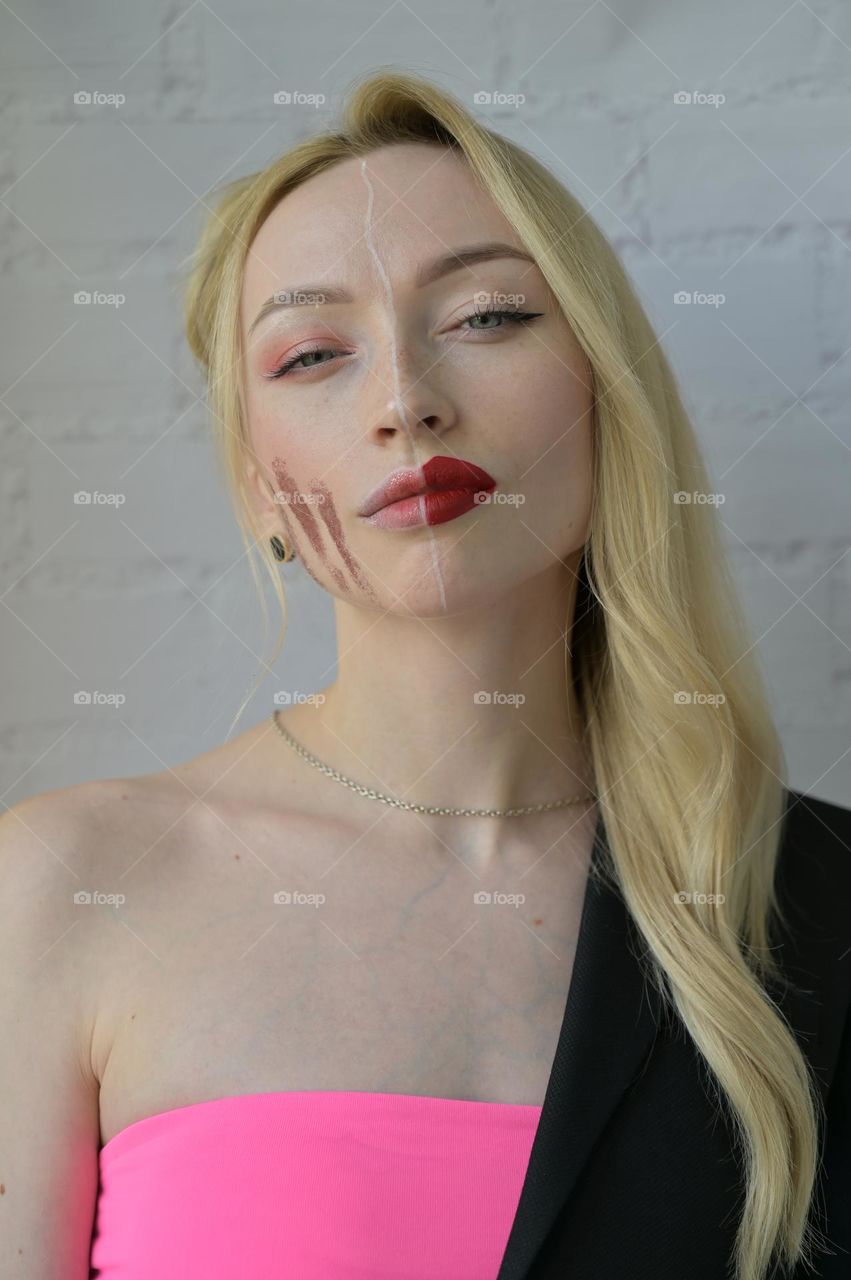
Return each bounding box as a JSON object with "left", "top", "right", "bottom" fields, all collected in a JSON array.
[{"left": 240, "top": 142, "right": 594, "bottom": 616}]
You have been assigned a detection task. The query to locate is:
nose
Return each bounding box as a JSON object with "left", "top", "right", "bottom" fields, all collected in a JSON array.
[{"left": 363, "top": 342, "right": 457, "bottom": 445}]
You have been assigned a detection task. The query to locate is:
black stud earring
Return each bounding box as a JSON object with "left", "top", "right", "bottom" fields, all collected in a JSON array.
[{"left": 270, "top": 535, "right": 295, "bottom": 563}]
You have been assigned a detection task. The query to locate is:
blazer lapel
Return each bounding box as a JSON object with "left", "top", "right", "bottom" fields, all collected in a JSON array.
[{"left": 496, "top": 810, "right": 663, "bottom": 1280}]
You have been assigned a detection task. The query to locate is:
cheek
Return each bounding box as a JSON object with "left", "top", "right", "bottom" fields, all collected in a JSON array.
[
  {"left": 497, "top": 354, "right": 593, "bottom": 477},
  {"left": 242, "top": 387, "right": 373, "bottom": 603},
  {"left": 264, "top": 450, "right": 379, "bottom": 603},
  {"left": 247, "top": 390, "right": 309, "bottom": 470},
  {"left": 528, "top": 425, "right": 593, "bottom": 535},
  {"left": 513, "top": 366, "right": 594, "bottom": 541},
  {"left": 247, "top": 383, "right": 349, "bottom": 482}
]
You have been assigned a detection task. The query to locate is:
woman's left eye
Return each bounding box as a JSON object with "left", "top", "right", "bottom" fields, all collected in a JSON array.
[
  {"left": 264, "top": 307, "right": 544, "bottom": 379},
  {"left": 460, "top": 306, "right": 543, "bottom": 331}
]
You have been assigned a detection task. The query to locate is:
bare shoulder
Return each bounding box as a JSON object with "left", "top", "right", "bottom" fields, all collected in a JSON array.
[
  {"left": 1, "top": 770, "right": 189, "bottom": 897},
  {"left": 0, "top": 748, "right": 268, "bottom": 1277},
  {"left": 0, "top": 719, "right": 275, "bottom": 956},
  {"left": 0, "top": 773, "right": 174, "bottom": 1043},
  {"left": 0, "top": 781, "right": 129, "bottom": 1276},
  {"left": 0, "top": 774, "right": 139, "bottom": 943},
  {"left": 2, "top": 714, "right": 279, "bottom": 862}
]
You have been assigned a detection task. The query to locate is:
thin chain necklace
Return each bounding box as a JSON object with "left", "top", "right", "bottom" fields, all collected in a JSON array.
[{"left": 270, "top": 710, "right": 596, "bottom": 819}]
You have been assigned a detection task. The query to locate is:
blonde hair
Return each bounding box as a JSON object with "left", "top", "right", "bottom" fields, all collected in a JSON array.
[{"left": 181, "top": 70, "right": 825, "bottom": 1280}]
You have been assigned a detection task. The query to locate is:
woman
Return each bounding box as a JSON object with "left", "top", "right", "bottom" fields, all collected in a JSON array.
[{"left": 1, "top": 72, "right": 848, "bottom": 1280}]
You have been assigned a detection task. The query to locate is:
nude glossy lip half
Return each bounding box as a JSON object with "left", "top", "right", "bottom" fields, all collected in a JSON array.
[{"left": 359, "top": 455, "right": 497, "bottom": 529}]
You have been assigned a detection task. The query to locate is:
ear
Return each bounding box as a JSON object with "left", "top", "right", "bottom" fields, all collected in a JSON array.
[{"left": 244, "top": 456, "right": 283, "bottom": 541}]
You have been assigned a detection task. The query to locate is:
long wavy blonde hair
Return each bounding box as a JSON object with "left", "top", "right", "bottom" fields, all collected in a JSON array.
[{"left": 181, "top": 70, "right": 825, "bottom": 1280}]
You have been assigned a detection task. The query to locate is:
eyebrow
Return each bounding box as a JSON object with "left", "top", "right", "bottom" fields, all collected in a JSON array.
[{"left": 248, "top": 241, "right": 537, "bottom": 335}]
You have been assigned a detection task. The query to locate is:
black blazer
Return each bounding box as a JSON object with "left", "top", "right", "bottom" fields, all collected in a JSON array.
[{"left": 495, "top": 788, "right": 851, "bottom": 1280}]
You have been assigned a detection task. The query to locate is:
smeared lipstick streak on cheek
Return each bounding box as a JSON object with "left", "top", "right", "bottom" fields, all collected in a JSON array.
[
  {"left": 271, "top": 457, "right": 345, "bottom": 590},
  {"left": 270, "top": 457, "right": 374, "bottom": 598},
  {"left": 308, "top": 479, "right": 377, "bottom": 599}
]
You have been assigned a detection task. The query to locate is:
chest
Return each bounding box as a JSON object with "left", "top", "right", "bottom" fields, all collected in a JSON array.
[{"left": 95, "top": 838, "right": 588, "bottom": 1145}]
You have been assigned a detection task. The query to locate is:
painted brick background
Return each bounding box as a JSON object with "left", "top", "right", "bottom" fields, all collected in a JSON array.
[{"left": 1, "top": 0, "right": 849, "bottom": 805}]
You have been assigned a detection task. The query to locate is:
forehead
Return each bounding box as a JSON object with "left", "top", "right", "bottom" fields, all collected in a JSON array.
[{"left": 240, "top": 143, "right": 527, "bottom": 320}]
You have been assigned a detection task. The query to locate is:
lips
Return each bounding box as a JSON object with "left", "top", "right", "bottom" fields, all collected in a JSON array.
[{"left": 359, "top": 455, "right": 497, "bottom": 522}]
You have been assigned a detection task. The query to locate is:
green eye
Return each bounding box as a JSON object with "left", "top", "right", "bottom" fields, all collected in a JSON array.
[{"left": 461, "top": 306, "right": 543, "bottom": 330}]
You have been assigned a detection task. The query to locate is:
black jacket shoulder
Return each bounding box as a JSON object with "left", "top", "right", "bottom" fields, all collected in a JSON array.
[
  {"left": 773, "top": 787, "right": 851, "bottom": 1095},
  {"left": 775, "top": 790, "right": 851, "bottom": 1278}
]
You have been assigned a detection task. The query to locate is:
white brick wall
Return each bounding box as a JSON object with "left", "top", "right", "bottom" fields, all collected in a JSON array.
[{"left": 1, "top": 0, "right": 849, "bottom": 804}]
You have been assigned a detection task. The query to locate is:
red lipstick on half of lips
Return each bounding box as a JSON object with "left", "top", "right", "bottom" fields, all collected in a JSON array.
[{"left": 359, "top": 455, "right": 497, "bottom": 530}]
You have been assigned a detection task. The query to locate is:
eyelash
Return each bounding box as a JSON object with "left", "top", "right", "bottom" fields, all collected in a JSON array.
[{"left": 264, "top": 305, "right": 544, "bottom": 379}]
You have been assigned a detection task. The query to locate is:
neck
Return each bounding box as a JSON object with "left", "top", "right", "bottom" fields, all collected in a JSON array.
[{"left": 281, "top": 559, "right": 595, "bottom": 829}]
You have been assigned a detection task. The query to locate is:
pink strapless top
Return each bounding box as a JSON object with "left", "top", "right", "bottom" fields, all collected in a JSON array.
[{"left": 89, "top": 1090, "right": 542, "bottom": 1279}]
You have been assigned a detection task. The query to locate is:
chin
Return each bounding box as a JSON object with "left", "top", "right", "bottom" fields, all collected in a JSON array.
[
  {"left": 359, "top": 583, "right": 462, "bottom": 619},
  {"left": 363, "top": 559, "right": 503, "bottom": 619}
]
